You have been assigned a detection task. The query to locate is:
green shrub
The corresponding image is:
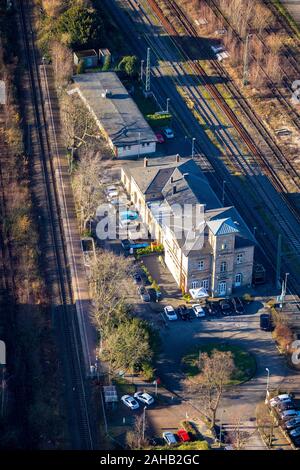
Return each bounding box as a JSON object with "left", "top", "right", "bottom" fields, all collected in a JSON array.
[
  {"left": 141, "top": 362, "right": 156, "bottom": 382},
  {"left": 77, "top": 60, "right": 85, "bottom": 74},
  {"left": 102, "top": 54, "right": 111, "bottom": 71},
  {"left": 177, "top": 441, "right": 209, "bottom": 450},
  {"left": 146, "top": 112, "right": 172, "bottom": 128}
]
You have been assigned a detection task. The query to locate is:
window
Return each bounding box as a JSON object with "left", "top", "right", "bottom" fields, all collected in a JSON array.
[
  {"left": 218, "top": 281, "right": 226, "bottom": 295},
  {"left": 235, "top": 273, "right": 242, "bottom": 286},
  {"left": 221, "top": 243, "right": 227, "bottom": 250},
  {"left": 220, "top": 261, "right": 227, "bottom": 273},
  {"left": 237, "top": 253, "right": 243, "bottom": 264},
  {"left": 191, "top": 280, "right": 199, "bottom": 289},
  {"left": 200, "top": 279, "right": 209, "bottom": 290},
  {"left": 198, "top": 260, "right": 204, "bottom": 271}
]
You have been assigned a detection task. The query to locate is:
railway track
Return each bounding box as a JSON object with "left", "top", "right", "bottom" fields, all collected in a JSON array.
[
  {"left": 162, "top": 0, "right": 300, "bottom": 190},
  {"left": 17, "top": 0, "right": 95, "bottom": 449},
  {"left": 204, "top": 0, "right": 300, "bottom": 129},
  {"left": 147, "top": 0, "right": 300, "bottom": 221},
  {"left": 119, "top": 0, "right": 300, "bottom": 298}
]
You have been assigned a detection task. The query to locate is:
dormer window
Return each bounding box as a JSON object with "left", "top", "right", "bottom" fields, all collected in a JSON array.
[{"left": 198, "top": 260, "right": 204, "bottom": 271}]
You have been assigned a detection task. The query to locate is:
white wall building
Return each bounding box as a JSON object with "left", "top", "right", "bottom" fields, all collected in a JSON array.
[{"left": 72, "top": 72, "right": 157, "bottom": 158}]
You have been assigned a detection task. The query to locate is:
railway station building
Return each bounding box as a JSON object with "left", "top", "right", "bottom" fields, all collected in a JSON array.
[{"left": 121, "top": 156, "right": 255, "bottom": 296}]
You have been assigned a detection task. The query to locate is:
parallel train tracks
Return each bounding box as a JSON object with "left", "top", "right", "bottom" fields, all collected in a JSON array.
[
  {"left": 117, "top": 0, "right": 300, "bottom": 297},
  {"left": 17, "top": 0, "right": 95, "bottom": 449},
  {"left": 147, "top": 0, "right": 300, "bottom": 215}
]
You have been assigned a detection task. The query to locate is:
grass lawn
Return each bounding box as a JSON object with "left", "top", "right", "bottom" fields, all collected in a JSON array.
[
  {"left": 112, "top": 376, "right": 136, "bottom": 396},
  {"left": 182, "top": 342, "right": 256, "bottom": 386},
  {"left": 133, "top": 86, "right": 158, "bottom": 116}
]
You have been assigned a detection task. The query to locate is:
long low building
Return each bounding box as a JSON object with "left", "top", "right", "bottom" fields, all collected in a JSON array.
[
  {"left": 121, "top": 156, "right": 256, "bottom": 297},
  {"left": 72, "top": 72, "right": 157, "bottom": 158}
]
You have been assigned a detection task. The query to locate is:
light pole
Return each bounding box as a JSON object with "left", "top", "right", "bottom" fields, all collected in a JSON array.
[
  {"left": 284, "top": 272, "right": 289, "bottom": 293},
  {"left": 140, "top": 59, "right": 144, "bottom": 83},
  {"left": 265, "top": 367, "right": 270, "bottom": 403},
  {"left": 142, "top": 406, "right": 147, "bottom": 441},
  {"left": 222, "top": 180, "right": 226, "bottom": 206},
  {"left": 166, "top": 97, "right": 170, "bottom": 113},
  {"left": 243, "top": 33, "right": 252, "bottom": 86},
  {"left": 192, "top": 137, "right": 196, "bottom": 158},
  {"left": 219, "top": 409, "right": 225, "bottom": 447},
  {"left": 138, "top": 131, "right": 141, "bottom": 159},
  {"left": 253, "top": 226, "right": 257, "bottom": 238}
]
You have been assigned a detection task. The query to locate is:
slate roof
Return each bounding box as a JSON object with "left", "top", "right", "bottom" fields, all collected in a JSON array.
[
  {"left": 123, "top": 156, "right": 255, "bottom": 254},
  {"left": 72, "top": 72, "right": 157, "bottom": 146}
]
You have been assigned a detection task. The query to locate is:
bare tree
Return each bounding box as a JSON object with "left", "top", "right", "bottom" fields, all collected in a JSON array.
[
  {"left": 190, "top": 350, "right": 235, "bottom": 429},
  {"left": 50, "top": 41, "right": 73, "bottom": 89},
  {"left": 72, "top": 152, "right": 104, "bottom": 232},
  {"left": 88, "top": 250, "right": 134, "bottom": 335},
  {"left": 126, "top": 414, "right": 149, "bottom": 449},
  {"left": 60, "top": 95, "right": 101, "bottom": 149},
  {"left": 225, "top": 417, "right": 255, "bottom": 450},
  {"left": 256, "top": 403, "right": 275, "bottom": 449}
]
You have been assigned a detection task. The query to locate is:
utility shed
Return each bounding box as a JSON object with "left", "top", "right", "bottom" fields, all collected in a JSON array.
[
  {"left": 73, "top": 49, "right": 98, "bottom": 68},
  {"left": 72, "top": 72, "right": 157, "bottom": 158}
]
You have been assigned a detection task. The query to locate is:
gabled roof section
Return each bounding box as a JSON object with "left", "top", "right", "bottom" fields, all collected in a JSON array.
[{"left": 207, "top": 218, "right": 240, "bottom": 236}]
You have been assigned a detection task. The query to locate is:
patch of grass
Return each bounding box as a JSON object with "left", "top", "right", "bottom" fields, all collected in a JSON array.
[
  {"left": 133, "top": 87, "right": 158, "bottom": 116},
  {"left": 112, "top": 376, "right": 136, "bottom": 396},
  {"left": 182, "top": 343, "right": 256, "bottom": 386}
]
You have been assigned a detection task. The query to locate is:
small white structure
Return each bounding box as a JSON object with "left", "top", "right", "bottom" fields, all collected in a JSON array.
[{"left": 103, "top": 385, "right": 118, "bottom": 405}]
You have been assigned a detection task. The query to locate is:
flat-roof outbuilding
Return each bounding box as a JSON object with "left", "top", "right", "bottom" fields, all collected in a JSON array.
[{"left": 72, "top": 72, "right": 157, "bottom": 158}]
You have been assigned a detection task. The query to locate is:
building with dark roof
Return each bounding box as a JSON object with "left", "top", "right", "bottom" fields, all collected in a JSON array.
[
  {"left": 121, "top": 155, "right": 255, "bottom": 296},
  {"left": 72, "top": 72, "right": 157, "bottom": 158}
]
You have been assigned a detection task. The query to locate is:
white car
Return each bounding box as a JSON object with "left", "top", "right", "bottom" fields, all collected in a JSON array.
[
  {"left": 211, "top": 45, "right": 224, "bottom": 54},
  {"left": 280, "top": 410, "right": 300, "bottom": 421},
  {"left": 270, "top": 394, "right": 293, "bottom": 408},
  {"left": 121, "top": 395, "right": 139, "bottom": 410},
  {"left": 164, "top": 305, "right": 178, "bottom": 321},
  {"left": 163, "top": 431, "right": 177, "bottom": 446},
  {"left": 192, "top": 304, "right": 206, "bottom": 317},
  {"left": 134, "top": 391, "right": 154, "bottom": 405},
  {"left": 163, "top": 127, "right": 174, "bottom": 139}
]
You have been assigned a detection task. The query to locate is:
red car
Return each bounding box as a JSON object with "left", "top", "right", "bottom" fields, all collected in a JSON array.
[
  {"left": 155, "top": 131, "right": 165, "bottom": 144},
  {"left": 177, "top": 429, "right": 191, "bottom": 442}
]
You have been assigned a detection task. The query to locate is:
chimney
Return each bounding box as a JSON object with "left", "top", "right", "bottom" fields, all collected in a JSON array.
[
  {"left": 175, "top": 154, "right": 180, "bottom": 163},
  {"left": 144, "top": 157, "right": 148, "bottom": 167},
  {"left": 170, "top": 175, "right": 174, "bottom": 183},
  {"left": 172, "top": 185, "right": 177, "bottom": 194}
]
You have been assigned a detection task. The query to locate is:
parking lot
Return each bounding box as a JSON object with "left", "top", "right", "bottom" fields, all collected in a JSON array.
[{"left": 97, "top": 170, "right": 299, "bottom": 449}]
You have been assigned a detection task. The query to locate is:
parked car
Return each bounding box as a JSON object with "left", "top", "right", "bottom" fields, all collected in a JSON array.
[
  {"left": 192, "top": 304, "right": 206, "bottom": 318},
  {"left": 164, "top": 305, "right": 178, "bottom": 321},
  {"left": 280, "top": 410, "right": 300, "bottom": 422},
  {"left": 177, "top": 304, "right": 191, "bottom": 320},
  {"left": 121, "top": 395, "right": 139, "bottom": 410},
  {"left": 289, "top": 427, "right": 300, "bottom": 439},
  {"left": 211, "top": 44, "right": 225, "bottom": 54},
  {"left": 270, "top": 394, "right": 293, "bottom": 408},
  {"left": 283, "top": 417, "right": 300, "bottom": 431},
  {"left": 155, "top": 131, "right": 165, "bottom": 144},
  {"left": 162, "top": 432, "right": 177, "bottom": 446},
  {"left": 177, "top": 429, "right": 191, "bottom": 442},
  {"left": 163, "top": 127, "right": 174, "bottom": 139},
  {"left": 219, "top": 299, "right": 234, "bottom": 316},
  {"left": 138, "top": 286, "right": 151, "bottom": 302},
  {"left": 260, "top": 313, "right": 273, "bottom": 331},
  {"left": 134, "top": 391, "right": 154, "bottom": 406},
  {"left": 207, "top": 301, "right": 221, "bottom": 316},
  {"left": 133, "top": 272, "right": 143, "bottom": 285},
  {"left": 232, "top": 297, "right": 244, "bottom": 314},
  {"left": 277, "top": 401, "right": 295, "bottom": 412}
]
